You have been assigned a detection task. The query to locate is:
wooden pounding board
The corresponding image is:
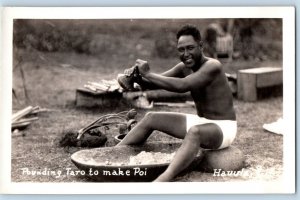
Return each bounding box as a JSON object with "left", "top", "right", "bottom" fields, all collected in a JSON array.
[{"left": 71, "top": 142, "right": 204, "bottom": 182}]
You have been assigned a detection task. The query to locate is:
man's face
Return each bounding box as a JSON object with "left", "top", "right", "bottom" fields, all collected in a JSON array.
[{"left": 177, "top": 35, "right": 202, "bottom": 69}]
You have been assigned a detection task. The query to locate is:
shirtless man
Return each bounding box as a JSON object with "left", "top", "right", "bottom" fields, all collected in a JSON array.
[{"left": 118, "top": 24, "right": 237, "bottom": 182}]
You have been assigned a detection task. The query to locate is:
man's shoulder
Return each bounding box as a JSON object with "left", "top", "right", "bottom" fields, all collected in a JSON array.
[
  {"left": 201, "top": 58, "right": 222, "bottom": 74},
  {"left": 204, "top": 57, "right": 222, "bottom": 68}
]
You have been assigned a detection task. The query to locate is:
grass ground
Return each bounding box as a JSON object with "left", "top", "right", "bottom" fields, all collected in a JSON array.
[{"left": 11, "top": 48, "right": 283, "bottom": 182}]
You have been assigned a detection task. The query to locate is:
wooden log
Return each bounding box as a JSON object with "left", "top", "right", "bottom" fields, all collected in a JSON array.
[
  {"left": 12, "top": 106, "right": 34, "bottom": 123},
  {"left": 84, "top": 84, "right": 98, "bottom": 92},
  {"left": 153, "top": 101, "right": 195, "bottom": 108},
  {"left": 30, "top": 108, "right": 52, "bottom": 114},
  {"left": 32, "top": 106, "right": 40, "bottom": 112},
  {"left": 88, "top": 81, "right": 109, "bottom": 91},
  {"left": 123, "top": 90, "right": 192, "bottom": 102},
  {"left": 11, "top": 121, "right": 31, "bottom": 130},
  {"left": 14, "top": 117, "right": 39, "bottom": 123}
]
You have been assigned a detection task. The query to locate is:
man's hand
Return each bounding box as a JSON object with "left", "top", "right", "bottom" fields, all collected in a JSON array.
[
  {"left": 124, "top": 59, "right": 150, "bottom": 77},
  {"left": 135, "top": 59, "right": 150, "bottom": 76},
  {"left": 124, "top": 66, "right": 136, "bottom": 77}
]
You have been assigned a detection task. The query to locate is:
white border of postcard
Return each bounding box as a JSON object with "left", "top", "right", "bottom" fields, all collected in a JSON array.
[{"left": 0, "top": 7, "right": 295, "bottom": 194}]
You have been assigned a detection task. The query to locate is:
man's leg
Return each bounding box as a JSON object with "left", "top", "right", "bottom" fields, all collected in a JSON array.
[
  {"left": 118, "top": 112, "right": 187, "bottom": 145},
  {"left": 154, "top": 123, "right": 223, "bottom": 182}
]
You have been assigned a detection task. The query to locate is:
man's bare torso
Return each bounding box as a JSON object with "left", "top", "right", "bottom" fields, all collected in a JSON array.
[{"left": 181, "top": 58, "right": 236, "bottom": 120}]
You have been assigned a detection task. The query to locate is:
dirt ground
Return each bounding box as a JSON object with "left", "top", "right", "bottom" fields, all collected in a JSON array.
[{"left": 11, "top": 49, "right": 283, "bottom": 183}]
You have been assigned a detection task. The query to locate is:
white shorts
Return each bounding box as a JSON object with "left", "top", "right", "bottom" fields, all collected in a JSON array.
[{"left": 186, "top": 114, "right": 237, "bottom": 149}]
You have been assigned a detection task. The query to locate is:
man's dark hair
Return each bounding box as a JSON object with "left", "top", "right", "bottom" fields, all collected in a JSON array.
[{"left": 176, "top": 24, "right": 202, "bottom": 42}]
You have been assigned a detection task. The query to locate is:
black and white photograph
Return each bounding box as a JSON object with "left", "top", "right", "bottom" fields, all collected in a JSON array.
[{"left": 0, "top": 7, "right": 295, "bottom": 194}]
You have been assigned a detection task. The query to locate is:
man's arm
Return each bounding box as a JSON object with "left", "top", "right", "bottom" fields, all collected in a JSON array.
[
  {"left": 160, "top": 62, "right": 186, "bottom": 77},
  {"left": 136, "top": 62, "right": 186, "bottom": 90},
  {"left": 143, "top": 60, "right": 222, "bottom": 93}
]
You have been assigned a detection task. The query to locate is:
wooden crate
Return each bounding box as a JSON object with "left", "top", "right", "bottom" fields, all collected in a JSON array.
[
  {"left": 237, "top": 67, "right": 283, "bottom": 101},
  {"left": 75, "top": 88, "right": 122, "bottom": 108},
  {"left": 76, "top": 88, "right": 193, "bottom": 108}
]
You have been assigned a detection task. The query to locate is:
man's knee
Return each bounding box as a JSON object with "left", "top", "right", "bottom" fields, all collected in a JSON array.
[
  {"left": 144, "top": 111, "right": 155, "bottom": 118},
  {"left": 186, "top": 125, "right": 202, "bottom": 140},
  {"left": 140, "top": 111, "right": 157, "bottom": 127},
  {"left": 143, "top": 111, "right": 159, "bottom": 122},
  {"left": 187, "top": 124, "right": 223, "bottom": 149}
]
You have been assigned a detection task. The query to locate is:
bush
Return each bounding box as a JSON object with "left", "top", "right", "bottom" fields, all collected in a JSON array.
[
  {"left": 152, "top": 32, "right": 177, "bottom": 58},
  {"left": 13, "top": 19, "right": 91, "bottom": 53},
  {"left": 13, "top": 19, "right": 283, "bottom": 61}
]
